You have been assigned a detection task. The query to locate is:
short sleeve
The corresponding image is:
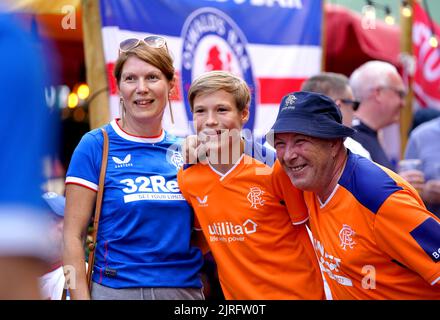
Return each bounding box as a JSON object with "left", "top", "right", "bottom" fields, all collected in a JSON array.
[
  {"left": 374, "top": 190, "right": 440, "bottom": 285},
  {"left": 65, "top": 131, "right": 102, "bottom": 191},
  {"left": 271, "top": 160, "right": 309, "bottom": 225}
]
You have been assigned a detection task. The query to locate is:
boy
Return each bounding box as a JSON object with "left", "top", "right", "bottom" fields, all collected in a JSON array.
[{"left": 177, "top": 71, "right": 324, "bottom": 299}]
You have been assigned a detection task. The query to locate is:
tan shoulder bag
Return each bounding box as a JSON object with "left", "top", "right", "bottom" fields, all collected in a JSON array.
[{"left": 86, "top": 127, "right": 109, "bottom": 292}]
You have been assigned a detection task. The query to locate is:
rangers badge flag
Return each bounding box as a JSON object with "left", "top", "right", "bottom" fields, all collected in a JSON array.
[
  {"left": 99, "top": 0, "right": 322, "bottom": 136},
  {"left": 413, "top": 2, "right": 440, "bottom": 110}
]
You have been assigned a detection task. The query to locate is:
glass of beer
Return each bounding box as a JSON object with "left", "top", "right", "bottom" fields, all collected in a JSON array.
[{"left": 397, "top": 159, "right": 424, "bottom": 193}]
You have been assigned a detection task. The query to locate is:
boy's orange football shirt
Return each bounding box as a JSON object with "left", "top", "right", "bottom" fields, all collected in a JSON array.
[
  {"left": 273, "top": 152, "right": 440, "bottom": 299},
  {"left": 178, "top": 154, "right": 325, "bottom": 300}
]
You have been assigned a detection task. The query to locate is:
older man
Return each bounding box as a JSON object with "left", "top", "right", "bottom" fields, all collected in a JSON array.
[
  {"left": 270, "top": 91, "right": 440, "bottom": 299},
  {"left": 349, "top": 61, "right": 406, "bottom": 169}
]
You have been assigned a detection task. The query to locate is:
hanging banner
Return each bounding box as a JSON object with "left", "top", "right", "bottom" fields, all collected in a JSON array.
[
  {"left": 413, "top": 2, "right": 440, "bottom": 110},
  {"left": 99, "top": 0, "right": 322, "bottom": 136}
]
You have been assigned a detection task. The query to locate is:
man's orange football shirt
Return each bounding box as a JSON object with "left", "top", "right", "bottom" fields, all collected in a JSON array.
[{"left": 273, "top": 152, "right": 440, "bottom": 299}]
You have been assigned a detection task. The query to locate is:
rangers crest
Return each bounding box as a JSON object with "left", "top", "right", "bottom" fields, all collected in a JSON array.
[
  {"left": 284, "top": 94, "right": 297, "bottom": 109},
  {"left": 339, "top": 224, "right": 356, "bottom": 250},
  {"left": 247, "top": 187, "right": 265, "bottom": 209},
  {"left": 170, "top": 151, "right": 184, "bottom": 170}
]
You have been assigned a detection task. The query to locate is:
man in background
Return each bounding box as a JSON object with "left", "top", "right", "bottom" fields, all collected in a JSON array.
[
  {"left": 301, "top": 72, "right": 370, "bottom": 159},
  {"left": 403, "top": 117, "right": 440, "bottom": 218},
  {"left": 349, "top": 60, "right": 406, "bottom": 170}
]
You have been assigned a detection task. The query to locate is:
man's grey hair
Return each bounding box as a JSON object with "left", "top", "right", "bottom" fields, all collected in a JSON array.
[
  {"left": 349, "top": 60, "right": 399, "bottom": 101},
  {"left": 301, "top": 72, "right": 349, "bottom": 100}
]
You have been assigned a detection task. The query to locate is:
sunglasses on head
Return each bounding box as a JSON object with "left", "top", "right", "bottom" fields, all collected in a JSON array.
[
  {"left": 339, "top": 98, "right": 360, "bottom": 111},
  {"left": 119, "top": 35, "right": 168, "bottom": 54}
]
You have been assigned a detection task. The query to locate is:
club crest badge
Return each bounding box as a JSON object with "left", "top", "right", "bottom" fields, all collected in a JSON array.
[
  {"left": 180, "top": 7, "right": 258, "bottom": 133},
  {"left": 339, "top": 224, "right": 356, "bottom": 250},
  {"left": 283, "top": 94, "right": 297, "bottom": 110},
  {"left": 247, "top": 186, "right": 265, "bottom": 209},
  {"left": 169, "top": 151, "right": 184, "bottom": 171}
]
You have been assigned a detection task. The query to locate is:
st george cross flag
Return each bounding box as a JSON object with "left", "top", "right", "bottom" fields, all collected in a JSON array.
[
  {"left": 99, "top": 0, "right": 322, "bottom": 137},
  {"left": 413, "top": 2, "right": 440, "bottom": 110}
]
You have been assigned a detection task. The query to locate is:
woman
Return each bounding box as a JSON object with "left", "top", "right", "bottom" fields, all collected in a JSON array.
[{"left": 63, "top": 36, "right": 204, "bottom": 300}]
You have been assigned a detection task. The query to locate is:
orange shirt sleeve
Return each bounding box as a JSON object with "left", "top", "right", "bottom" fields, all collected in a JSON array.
[
  {"left": 374, "top": 189, "right": 440, "bottom": 285},
  {"left": 271, "top": 160, "right": 309, "bottom": 225}
]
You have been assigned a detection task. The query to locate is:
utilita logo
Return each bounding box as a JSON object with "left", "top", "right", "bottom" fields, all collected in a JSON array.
[{"left": 208, "top": 219, "right": 257, "bottom": 236}]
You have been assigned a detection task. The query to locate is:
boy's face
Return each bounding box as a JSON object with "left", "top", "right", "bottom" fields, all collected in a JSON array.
[{"left": 192, "top": 89, "right": 249, "bottom": 161}]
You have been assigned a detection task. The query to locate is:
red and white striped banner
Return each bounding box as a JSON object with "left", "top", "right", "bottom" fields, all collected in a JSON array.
[{"left": 100, "top": 0, "right": 322, "bottom": 137}]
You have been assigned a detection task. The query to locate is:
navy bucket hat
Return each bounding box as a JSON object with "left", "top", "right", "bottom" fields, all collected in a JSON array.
[{"left": 270, "top": 91, "right": 355, "bottom": 139}]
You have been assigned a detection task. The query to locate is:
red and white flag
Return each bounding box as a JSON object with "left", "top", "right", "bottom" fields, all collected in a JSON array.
[
  {"left": 413, "top": 2, "right": 440, "bottom": 109},
  {"left": 99, "top": 0, "right": 322, "bottom": 137}
]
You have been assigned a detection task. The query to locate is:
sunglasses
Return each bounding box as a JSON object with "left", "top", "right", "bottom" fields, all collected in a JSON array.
[
  {"left": 119, "top": 35, "right": 168, "bottom": 54},
  {"left": 379, "top": 86, "right": 407, "bottom": 99},
  {"left": 339, "top": 99, "right": 360, "bottom": 111}
]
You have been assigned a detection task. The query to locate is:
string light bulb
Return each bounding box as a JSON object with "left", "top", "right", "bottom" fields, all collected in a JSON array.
[
  {"left": 401, "top": 1, "right": 412, "bottom": 17},
  {"left": 385, "top": 14, "right": 395, "bottom": 25},
  {"left": 67, "top": 92, "right": 79, "bottom": 108},
  {"left": 385, "top": 6, "right": 395, "bottom": 25},
  {"left": 429, "top": 34, "right": 438, "bottom": 48},
  {"left": 363, "top": 5, "right": 376, "bottom": 20},
  {"left": 77, "top": 83, "right": 90, "bottom": 100}
]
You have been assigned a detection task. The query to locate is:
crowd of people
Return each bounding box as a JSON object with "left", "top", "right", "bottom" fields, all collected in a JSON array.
[{"left": 1, "top": 9, "right": 440, "bottom": 300}]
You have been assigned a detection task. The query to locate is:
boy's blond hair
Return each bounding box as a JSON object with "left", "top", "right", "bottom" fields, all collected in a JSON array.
[{"left": 188, "top": 71, "right": 251, "bottom": 112}]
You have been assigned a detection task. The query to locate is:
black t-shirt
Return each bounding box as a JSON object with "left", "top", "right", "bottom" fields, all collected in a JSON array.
[{"left": 352, "top": 121, "right": 395, "bottom": 170}]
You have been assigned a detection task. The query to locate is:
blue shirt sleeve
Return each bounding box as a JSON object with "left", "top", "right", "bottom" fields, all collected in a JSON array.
[{"left": 66, "top": 130, "right": 103, "bottom": 190}]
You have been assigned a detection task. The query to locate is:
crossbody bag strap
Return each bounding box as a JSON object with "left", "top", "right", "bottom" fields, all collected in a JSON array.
[{"left": 86, "top": 127, "right": 109, "bottom": 292}]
